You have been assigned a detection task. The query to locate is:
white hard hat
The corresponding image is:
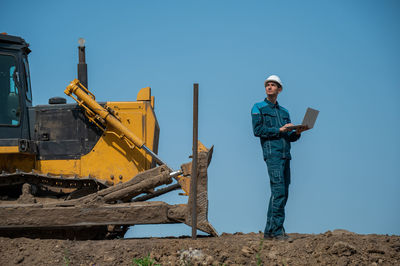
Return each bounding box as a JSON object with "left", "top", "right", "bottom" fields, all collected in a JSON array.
[{"left": 264, "top": 75, "right": 283, "bottom": 88}]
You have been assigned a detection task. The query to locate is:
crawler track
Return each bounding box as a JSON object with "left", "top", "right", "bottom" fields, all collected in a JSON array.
[
  {"left": 0, "top": 170, "right": 109, "bottom": 191},
  {"left": 0, "top": 171, "right": 121, "bottom": 239}
]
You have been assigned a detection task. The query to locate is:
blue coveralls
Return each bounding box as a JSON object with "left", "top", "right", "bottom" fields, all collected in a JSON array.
[{"left": 251, "top": 98, "right": 300, "bottom": 237}]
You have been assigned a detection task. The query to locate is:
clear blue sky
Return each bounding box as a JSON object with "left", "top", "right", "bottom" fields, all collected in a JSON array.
[{"left": 2, "top": 0, "right": 399, "bottom": 236}]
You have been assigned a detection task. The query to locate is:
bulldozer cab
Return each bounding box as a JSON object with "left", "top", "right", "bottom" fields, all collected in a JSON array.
[{"left": 0, "top": 34, "right": 32, "bottom": 140}]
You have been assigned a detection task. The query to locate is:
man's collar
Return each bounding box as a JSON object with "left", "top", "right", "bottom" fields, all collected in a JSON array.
[{"left": 264, "top": 98, "right": 279, "bottom": 108}]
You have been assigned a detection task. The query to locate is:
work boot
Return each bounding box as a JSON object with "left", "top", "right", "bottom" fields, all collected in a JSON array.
[
  {"left": 274, "top": 234, "right": 293, "bottom": 242},
  {"left": 263, "top": 234, "right": 274, "bottom": 240}
]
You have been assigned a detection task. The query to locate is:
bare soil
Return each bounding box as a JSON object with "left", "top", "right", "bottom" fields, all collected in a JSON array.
[{"left": 0, "top": 230, "right": 399, "bottom": 265}]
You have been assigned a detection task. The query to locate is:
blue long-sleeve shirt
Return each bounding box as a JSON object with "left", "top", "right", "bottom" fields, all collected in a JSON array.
[{"left": 252, "top": 98, "right": 300, "bottom": 160}]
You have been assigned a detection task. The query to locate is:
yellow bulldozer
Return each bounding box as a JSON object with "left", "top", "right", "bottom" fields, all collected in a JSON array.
[{"left": 0, "top": 33, "right": 217, "bottom": 239}]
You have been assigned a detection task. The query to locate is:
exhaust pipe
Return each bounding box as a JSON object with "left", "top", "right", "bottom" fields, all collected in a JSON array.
[{"left": 77, "top": 38, "right": 88, "bottom": 89}]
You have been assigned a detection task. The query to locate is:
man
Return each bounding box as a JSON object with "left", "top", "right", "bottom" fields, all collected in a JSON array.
[{"left": 251, "top": 75, "right": 307, "bottom": 240}]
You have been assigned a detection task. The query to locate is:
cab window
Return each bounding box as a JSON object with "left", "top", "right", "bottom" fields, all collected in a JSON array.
[
  {"left": 23, "top": 57, "right": 32, "bottom": 102},
  {"left": 0, "top": 54, "right": 20, "bottom": 126}
]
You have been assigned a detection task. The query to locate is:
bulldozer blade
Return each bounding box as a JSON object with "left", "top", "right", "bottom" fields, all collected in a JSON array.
[{"left": 185, "top": 144, "right": 218, "bottom": 237}]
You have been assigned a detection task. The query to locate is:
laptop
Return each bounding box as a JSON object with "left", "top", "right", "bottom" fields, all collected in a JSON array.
[{"left": 286, "top": 107, "right": 319, "bottom": 131}]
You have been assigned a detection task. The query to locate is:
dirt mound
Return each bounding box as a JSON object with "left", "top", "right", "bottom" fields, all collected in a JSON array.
[{"left": 0, "top": 230, "right": 399, "bottom": 265}]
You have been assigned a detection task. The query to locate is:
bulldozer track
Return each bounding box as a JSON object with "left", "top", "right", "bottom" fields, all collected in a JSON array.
[
  {"left": 0, "top": 171, "right": 128, "bottom": 239},
  {"left": 0, "top": 170, "right": 109, "bottom": 191}
]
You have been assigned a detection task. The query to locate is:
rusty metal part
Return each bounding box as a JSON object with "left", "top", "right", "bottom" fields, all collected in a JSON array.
[
  {"left": 175, "top": 175, "right": 190, "bottom": 196},
  {"left": 0, "top": 201, "right": 185, "bottom": 229},
  {"left": 191, "top": 83, "right": 199, "bottom": 239},
  {"left": 17, "top": 183, "right": 36, "bottom": 204},
  {"left": 186, "top": 146, "right": 217, "bottom": 237},
  {"left": 180, "top": 162, "right": 192, "bottom": 176},
  {"left": 76, "top": 165, "right": 171, "bottom": 204},
  {"left": 176, "top": 162, "right": 192, "bottom": 196},
  {"left": 102, "top": 171, "right": 172, "bottom": 203},
  {"left": 132, "top": 183, "right": 181, "bottom": 202}
]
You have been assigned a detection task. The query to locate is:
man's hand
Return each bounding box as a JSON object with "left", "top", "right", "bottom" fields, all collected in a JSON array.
[
  {"left": 279, "top": 123, "right": 294, "bottom": 132},
  {"left": 296, "top": 125, "right": 309, "bottom": 134}
]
